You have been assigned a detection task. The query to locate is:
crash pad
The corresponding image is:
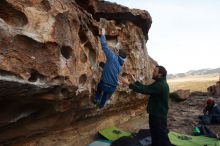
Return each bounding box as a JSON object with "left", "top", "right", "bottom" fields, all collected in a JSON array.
[
  {"left": 169, "top": 131, "right": 220, "bottom": 146},
  {"left": 99, "top": 127, "right": 132, "bottom": 141}
]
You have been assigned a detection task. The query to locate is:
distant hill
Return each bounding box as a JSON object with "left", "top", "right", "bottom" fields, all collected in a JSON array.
[{"left": 168, "top": 67, "right": 220, "bottom": 79}]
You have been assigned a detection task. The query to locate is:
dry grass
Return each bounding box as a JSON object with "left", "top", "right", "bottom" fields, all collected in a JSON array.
[{"left": 168, "top": 73, "right": 219, "bottom": 92}]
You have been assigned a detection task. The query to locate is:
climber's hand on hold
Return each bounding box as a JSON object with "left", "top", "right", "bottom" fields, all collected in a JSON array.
[
  {"left": 99, "top": 28, "right": 106, "bottom": 36},
  {"left": 119, "top": 76, "right": 129, "bottom": 86},
  {"left": 128, "top": 74, "right": 136, "bottom": 82}
]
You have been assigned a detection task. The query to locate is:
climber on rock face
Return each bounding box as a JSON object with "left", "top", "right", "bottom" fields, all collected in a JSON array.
[{"left": 93, "top": 28, "right": 128, "bottom": 108}]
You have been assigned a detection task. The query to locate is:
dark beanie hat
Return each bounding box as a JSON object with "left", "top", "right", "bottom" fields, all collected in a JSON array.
[{"left": 156, "top": 65, "right": 167, "bottom": 77}]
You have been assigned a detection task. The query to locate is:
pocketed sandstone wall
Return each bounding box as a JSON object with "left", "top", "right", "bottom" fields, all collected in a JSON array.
[{"left": 0, "top": 0, "right": 155, "bottom": 144}]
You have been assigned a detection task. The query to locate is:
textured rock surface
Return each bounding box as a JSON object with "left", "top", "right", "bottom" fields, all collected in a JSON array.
[
  {"left": 170, "top": 89, "right": 191, "bottom": 102},
  {"left": 0, "top": 0, "right": 154, "bottom": 144},
  {"left": 207, "top": 76, "right": 220, "bottom": 97},
  {"left": 168, "top": 95, "right": 220, "bottom": 136}
]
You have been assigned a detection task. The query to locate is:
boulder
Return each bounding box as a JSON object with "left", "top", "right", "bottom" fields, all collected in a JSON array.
[
  {"left": 170, "top": 89, "right": 191, "bottom": 102},
  {"left": 0, "top": 0, "right": 154, "bottom": 144},
  {"left": 207, "top": 80, "right": 220, "bottom": 97}
]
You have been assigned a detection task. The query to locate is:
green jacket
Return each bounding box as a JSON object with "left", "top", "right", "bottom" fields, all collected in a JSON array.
[{"left": 129, "top": 78, "right": 169, "bottom": 118}]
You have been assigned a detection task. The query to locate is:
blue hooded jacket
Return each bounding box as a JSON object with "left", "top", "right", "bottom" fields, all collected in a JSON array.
[
  {"left": 208, "top": 104, "right": 220, "bottom": 116},
  {"left": 100, "top": 35, "right": 124, "bottom": 86}
]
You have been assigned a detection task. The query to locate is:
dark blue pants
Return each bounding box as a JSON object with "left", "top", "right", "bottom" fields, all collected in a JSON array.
[
  {"left": 95, "top": 81, "right": 116, "bottom": 108},
  {"left": 149, "top": 114, "right": 171, "bottom": 146},
  {"left": 199, "top": 115, "right": 220, "bottom": 124}
]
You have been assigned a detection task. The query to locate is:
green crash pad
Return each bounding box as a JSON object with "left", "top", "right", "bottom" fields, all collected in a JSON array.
[
  {"left": 99, "top": 127, "right": 132, "bottom": 141},
  {"left": 169, "top": 131, "right": 220, "bottom": 146},
  {"left": 87, "top": 140, "right": 111, "bottom": 146}
]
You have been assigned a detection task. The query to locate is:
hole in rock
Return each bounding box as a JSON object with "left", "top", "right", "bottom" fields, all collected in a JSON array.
[
  {"left": 28, "top": 73, "right": 38, "bottom": 82},
  {"left": 61, "top": 46, "right": 72, "bottom": 59},
  {"left": 0, "top": 0, "right": 28, "bottom": 27},
  {"left": 80, "top": 51, "right": 87, "bottom": 63},
  {"left": 78, "top": 26, "right": 88, "bottom": 43},
  {"left": 121, "top": 72, "right": 127, "bottom": 77},
  {"left": 106, "top": 35, "right": 118, "bottom": 40},
  {"left": 99, "top": 62, "right": 105, "bottom": 69},
  {"left": 13, "top": 35, "right": 45, "bottom": 54},
  {"left": 79, "top": 74, "right": 87, "bottom": 85},
  {"left": 84, "top": 42, "right": 93, "bottom": 50},
  {"left": 41, "top": 0, "right": 51, "bottom": 11},
  {"left": 28, "top": 70, "right": 45, "bottom": 82},
  {"left": 89, "top": 49, "right": 96, "bottom": 65},
  {"left": 85, "top": 42, "right": 96, "bottom": 65}
]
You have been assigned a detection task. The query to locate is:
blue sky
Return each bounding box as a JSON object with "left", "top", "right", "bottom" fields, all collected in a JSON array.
[{"left": 107, "top": 0, "right": 220, "bottom": 74}]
